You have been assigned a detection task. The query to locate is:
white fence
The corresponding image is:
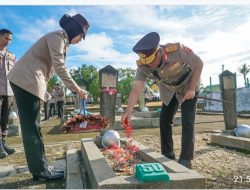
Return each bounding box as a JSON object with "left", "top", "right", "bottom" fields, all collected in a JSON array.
[{"left": 203, "top": 87, "right": 250, "bottom": 112}]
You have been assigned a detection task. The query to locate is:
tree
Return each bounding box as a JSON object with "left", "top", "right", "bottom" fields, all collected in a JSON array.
[
  {"left": 70, "top": 64, "right": 99, "bottom": 102},
  {"left": 117, "top": 68, "right": 136, "bottom": 103},
  {"left": 118, "top": 68, "right": 136, "bottom": 79},
  {"left": 47, "top": 74, "right": 61, "bottom": 91},
  {"left": 238, "top": 63, "right": 250, "bottom": 87}
]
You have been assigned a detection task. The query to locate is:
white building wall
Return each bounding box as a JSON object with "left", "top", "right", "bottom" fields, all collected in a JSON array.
[
  {"left": 236, "top": 87, "right": 250, "bottom": 112},
  {"left": 204, "top": 92, "right": 223, "bottom": 112},
  {"left": 203, "top": 87, "right": 250, "bottom": 112}
]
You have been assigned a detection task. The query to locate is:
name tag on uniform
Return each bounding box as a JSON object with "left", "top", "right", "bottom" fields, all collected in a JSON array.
[{"left": 169, "top": 62, "right": 180, "bottom": 72}]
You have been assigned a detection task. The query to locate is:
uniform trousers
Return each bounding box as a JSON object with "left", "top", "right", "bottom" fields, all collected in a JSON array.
[
  {"left": 10, "top": 82, "right": 48, "bottom": 173},
  {"left": 160, "top": 94, "right": 197, "bottom": 160},
  {"left": 0, "top": 96, "right": 13, "bottom": 137},
  {"left": 43, "top": 102, "right": 48, "bottom": 120},
  {"left": 48, "top": 103, "right": 56, "bottom": 118},
  {"left": 56, "top": 101, "right": 64, "bottom": 118}
]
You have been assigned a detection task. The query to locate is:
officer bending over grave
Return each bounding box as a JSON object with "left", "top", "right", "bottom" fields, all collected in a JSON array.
[{"left": 121, "top": 32, "right": 203, "bottom": 169}]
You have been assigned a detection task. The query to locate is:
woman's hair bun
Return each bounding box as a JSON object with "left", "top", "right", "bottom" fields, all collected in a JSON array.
[{"left": 59, "top": 14, "right": 72, "bottom": 28}]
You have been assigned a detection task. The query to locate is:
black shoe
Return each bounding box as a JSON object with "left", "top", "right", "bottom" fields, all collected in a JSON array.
[
  {"left": 0, "top": 149, "right": 8, "bottom": 159},
  {"left": 2, "top": 140, "right": 16, "bottom": 155},
  {"left": 32, "top": 170, "right": 64, "bottom": 181},
  {"left": 47, "top": 166, "right": 64, "bottom": 173},
  {"left": 0, "top": 139, "right": 8, "bottom": 158},
  {"left": 178, "top": 159, "right": 192, "bottom": 169},
  {"left": 163, "top": 152, "right": 176, "bottom": 160},
  {"left": 53, "top": 170, "right": 64, "bottom": 173},
  {"left": 41, "top": 118, "right": 47, "bottom": 121}
]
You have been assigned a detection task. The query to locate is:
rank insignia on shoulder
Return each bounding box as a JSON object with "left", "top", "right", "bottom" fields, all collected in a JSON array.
[
  {"left": 182, "top": 45, "right": 192, "bottom": 55},
  {"left": 165, "top": 44, "right": 178, "bottom": 53},
  {"left": 7, "top": 52, "right": 16, "bottom": 61}
]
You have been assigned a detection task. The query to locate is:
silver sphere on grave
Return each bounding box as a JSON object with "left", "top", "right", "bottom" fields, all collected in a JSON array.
[
  {"left": 9, "top": 111, "right": 17, "bottom": 118},
  {"left": 101, "top": 130, "right": 121, "bottom": 148},
  {"left": 234, "top": 124, "right": 250, "bottom": 138}
]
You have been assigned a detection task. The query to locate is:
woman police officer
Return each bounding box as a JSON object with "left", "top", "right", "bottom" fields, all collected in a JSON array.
[{"left": 7, "top": 13, "right": 89, "bottom": 180}]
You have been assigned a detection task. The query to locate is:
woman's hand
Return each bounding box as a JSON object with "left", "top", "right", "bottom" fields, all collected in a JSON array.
[{"left": 77, "top": 88, "right": 88, "bottom": 99}]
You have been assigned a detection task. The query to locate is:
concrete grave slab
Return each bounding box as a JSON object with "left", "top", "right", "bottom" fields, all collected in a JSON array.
[
  {"left": 133, "top": 111, "right": 160, "bottom": 118},
  {"left": 81, "top": 138, "right": 206, "bottom": 189},
  {"left": 210, "top": 131, "right": 250, "bottom": 151},
  {"left": 66, "top": 149, "right": 83, "bottom": 189},
  {"left": 113, "top": 116, "right": 181, "bottom": 130},
  {"left": 0, "top": 165, "right": 28, "bottom": 178}
]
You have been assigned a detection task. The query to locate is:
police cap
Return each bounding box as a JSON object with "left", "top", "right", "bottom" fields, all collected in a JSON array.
[{"left": 132, "top": 32, "right": 160, "bottom": 65}]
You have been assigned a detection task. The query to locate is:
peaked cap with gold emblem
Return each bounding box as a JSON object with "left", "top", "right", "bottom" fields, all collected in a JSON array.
[{"left": 132, "top": 32, "right": 160, "bottom": 66}]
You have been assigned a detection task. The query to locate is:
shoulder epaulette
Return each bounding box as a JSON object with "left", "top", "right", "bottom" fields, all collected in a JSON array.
[
  {"left": 7, "top": 51, "right": 16, "bottom": 61},
  {"left": 164, "top": 43, "right": 179, "bottom": 53}
]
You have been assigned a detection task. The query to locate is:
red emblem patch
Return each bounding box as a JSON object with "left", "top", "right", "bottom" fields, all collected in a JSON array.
[
  {"left": 183, "top": 45, "right": 192, "bottom": 55},
  {"left": 164, "top": 53, "right": 168, "bottom": 61}
]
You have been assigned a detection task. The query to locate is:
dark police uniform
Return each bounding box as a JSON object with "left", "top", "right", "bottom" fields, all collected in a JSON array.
[{"left": 134, "top": 32, "right": 203, "bottom": 163}]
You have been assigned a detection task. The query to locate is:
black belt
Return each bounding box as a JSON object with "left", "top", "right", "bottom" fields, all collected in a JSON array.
[{"left": 166, "top": 69, "right": 191, "bottom": 86}]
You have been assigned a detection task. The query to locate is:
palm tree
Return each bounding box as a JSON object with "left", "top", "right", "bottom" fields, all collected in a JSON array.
[{"left": 238, "top": 63, "right": 250, "bottom": 87}]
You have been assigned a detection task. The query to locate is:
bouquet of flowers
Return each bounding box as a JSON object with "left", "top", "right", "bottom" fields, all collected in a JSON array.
[{"left": 61, "top": 114, "right": 109, "bottom": 133}]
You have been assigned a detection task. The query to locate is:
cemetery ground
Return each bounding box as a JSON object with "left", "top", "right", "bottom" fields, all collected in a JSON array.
[{"left": 0, "top": 104, "right": 250, "bottom": 189}]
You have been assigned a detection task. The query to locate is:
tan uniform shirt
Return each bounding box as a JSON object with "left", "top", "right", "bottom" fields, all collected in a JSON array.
[
  {"left": 135, "top": 43, "right": 203, "bottom": 106},
  {"left": 7, "top": 30, "right": 76, "bottom": 101},
  {"left": 0, "top": 50, "right": 15, "bottom": 96},
  {"left": 44, "top": 91, "right": 52, "bottom": 103},
  {"left": 48, "top": 91, "right": 56, "bottom": 104},
  {"left": 55, "top": 87, "right": 65, "bottom": 102}
]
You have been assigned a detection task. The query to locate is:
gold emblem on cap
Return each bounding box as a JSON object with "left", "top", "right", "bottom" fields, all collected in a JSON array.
[
  {"left": 137, "top": 48, "right": 158, "bottom": 66},
  {"left": 138, "top": 52, "right": 146, "bottom": 58}
]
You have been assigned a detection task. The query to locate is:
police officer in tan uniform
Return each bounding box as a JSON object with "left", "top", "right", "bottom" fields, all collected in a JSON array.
[
  {"left": 55, "top": 83, "right": 65, "bottom": 119},
  {"left": 41, "top": 91, "right": 51, "bottom": 121},
  {"left": 0, "top": 29, "right": 16, "bottom": 159},
  {"left": 7, "top": 14, "right": 89, "bottom": 180},
  {"left": 121, "top": 32, "right": 203, "bottom": 169},
  {"left": 48, "top": 87, "right": 56, "bottom": 119}
]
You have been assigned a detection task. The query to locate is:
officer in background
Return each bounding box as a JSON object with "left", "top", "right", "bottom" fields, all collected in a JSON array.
[
  {"left": 48, "top": 87, "right": 56, "bottom": 119},
  {"left": 55, "top": 83, "right": 65, "bottom": 119},
  {"left": 0, "top": 29, "right": 16, "bottom": 159},
  {"left": 121, "top": 32, "right": 203, "bottom": 169},
  {"left": 41, "top": 91, "right": 51, "bottom": 121}
]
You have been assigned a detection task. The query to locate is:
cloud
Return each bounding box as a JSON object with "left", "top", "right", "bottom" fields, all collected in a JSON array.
[
  {"left": 2, "top": 5, "right": 250, "bottom": 88},
  {"left": 66, "top": 5, "right": 250, "bottom": 88},
  {"left": 67, "top": 32, "right": 137, "bottom": 69},
  {"left": 17, "top": 18, "right": 59, "bottom": 42}
]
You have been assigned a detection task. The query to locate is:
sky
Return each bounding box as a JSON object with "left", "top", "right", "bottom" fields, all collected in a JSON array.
[{"left": 1, "top": 2, "right": 250, "bottom": 88}]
